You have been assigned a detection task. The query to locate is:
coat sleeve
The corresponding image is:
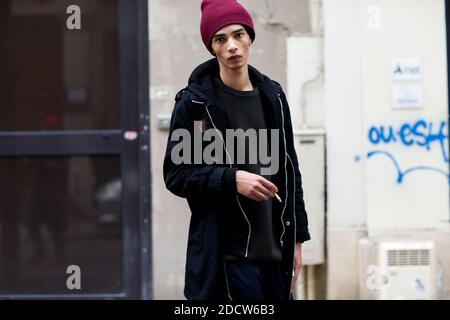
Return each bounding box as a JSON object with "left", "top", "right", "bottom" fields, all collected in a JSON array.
[
  {"left": 279, "top": 90, "right": 311, "bottom": 243},
  {"left": 163, "top": 91, "right": 238, "bottom": 199}
]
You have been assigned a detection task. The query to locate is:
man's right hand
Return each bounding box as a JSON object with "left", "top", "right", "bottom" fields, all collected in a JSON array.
[{"left": 236, "top": 170, "right": 278, "bottom": 201}]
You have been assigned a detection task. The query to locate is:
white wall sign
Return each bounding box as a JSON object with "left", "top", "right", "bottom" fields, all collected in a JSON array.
[
  {"left": 392, "top": 85, "right": 423, "bottom": 109},
  {"left": 392, "top": 58, "right": 422, "bottom": 81}
]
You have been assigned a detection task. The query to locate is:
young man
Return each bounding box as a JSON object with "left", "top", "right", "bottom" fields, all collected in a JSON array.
[{"left": 163, "top": 0, "right": 310, "bottom": 300}]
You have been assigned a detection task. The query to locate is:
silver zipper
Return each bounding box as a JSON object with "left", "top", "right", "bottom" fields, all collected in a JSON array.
[
  {"left": 202, "top": 100, "right": 252, "bottom": 258},
  {"left": 223, "top": 261, "right": 233, "bottom": 300},
  {"left": 280, "top": 92, "right": 298, "bottom": 287},
  {"left": 278, "top": 94, "right": 289, "bottom": 248},
  {"left": 287, "top": 154, "right": 297, "bottom": 273}
]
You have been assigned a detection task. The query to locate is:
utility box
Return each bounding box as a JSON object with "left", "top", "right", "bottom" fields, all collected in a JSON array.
[
  {"left": 376, "top": 241, "right": 436, "bottom": 300},
  {"left": 293, "top": 130, "right": 326, "bottom": 265}
]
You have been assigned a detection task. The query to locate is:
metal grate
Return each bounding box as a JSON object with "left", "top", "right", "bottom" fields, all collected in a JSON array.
[{"left": 387, "top": 249, "right": 430, "bottom": 266}]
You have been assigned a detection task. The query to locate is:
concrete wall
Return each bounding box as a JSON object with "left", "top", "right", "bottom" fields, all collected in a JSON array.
[
  {"left": 323, "top": 0, "right": 368, "bottom": 298},
  {"left": 324, "top": 0, "right": 450, "bottom": 299},
  {"left": 149, "top": 0, "right": 313, "bottom": 299},
  {"left": 361, "top": 0, "right": 449, "bottom": 233}
]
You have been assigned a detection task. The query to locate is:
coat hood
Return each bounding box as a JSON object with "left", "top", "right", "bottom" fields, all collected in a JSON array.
[{"left": 186, "top": 58, "right": 281, "bottom": 106}]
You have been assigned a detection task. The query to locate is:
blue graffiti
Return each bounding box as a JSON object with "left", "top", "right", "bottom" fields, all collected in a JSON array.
[
  {"left": 368, "top": 119, "right": 448, "bottom": 163},
  {"left": 358, "top": 119, "right": 450, "bottom": 184},
  {"left": 358, "top": 150, "right": 450, "bottom": 184}
]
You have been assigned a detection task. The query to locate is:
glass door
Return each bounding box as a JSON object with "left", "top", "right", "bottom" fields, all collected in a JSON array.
[{"left": 0, "top": 0, "right": 151, "bottom": 299}]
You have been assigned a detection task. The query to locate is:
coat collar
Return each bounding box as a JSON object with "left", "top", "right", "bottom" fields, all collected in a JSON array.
[{"left": 186, "top": 58, "right": 283, "bottom": 133}]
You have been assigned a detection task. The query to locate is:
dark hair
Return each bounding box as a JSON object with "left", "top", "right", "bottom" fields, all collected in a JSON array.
[{"left": 243, "top": 25, "right": 255, "bottom": 43}]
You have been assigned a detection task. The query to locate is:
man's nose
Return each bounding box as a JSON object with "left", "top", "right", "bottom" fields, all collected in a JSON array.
[{"left": 227, "top": 39, "right": 238, "bottom": 52}]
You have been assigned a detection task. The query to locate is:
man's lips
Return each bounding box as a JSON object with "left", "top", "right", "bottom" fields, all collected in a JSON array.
[{"left": 229, "top": 55, "right": 242, "bottom": 61}]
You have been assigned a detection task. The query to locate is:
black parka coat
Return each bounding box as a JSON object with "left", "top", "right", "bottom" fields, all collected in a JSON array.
[{"left": 163, "top": 58, "right": 310, "bottom": 300}]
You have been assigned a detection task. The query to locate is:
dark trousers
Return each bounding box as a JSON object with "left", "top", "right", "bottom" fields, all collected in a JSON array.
[{"left": 221, "top": 260, "right": 289, "bottom": 301}]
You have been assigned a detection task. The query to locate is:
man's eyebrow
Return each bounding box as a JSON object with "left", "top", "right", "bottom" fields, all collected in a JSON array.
[
  {"left": 213, "top": 33, "right": 225, "bottom": 39},
  {"left": 231, "top": 28, "right": 245, "bottom": 34},
  {"left": 213, "top": 28, "right": 245, "bottom": 39}
]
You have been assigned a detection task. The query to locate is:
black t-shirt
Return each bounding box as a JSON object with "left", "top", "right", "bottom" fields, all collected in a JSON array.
[{"left": 214, "top": 77, "right": 282, "bottom": 262}]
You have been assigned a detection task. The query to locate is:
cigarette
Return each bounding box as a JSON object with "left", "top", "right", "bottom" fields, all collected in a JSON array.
[{"left": 275, "top": 193, "right": 282, "bottom": 203}]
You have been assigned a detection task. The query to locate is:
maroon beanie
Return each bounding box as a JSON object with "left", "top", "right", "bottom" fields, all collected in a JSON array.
[{"left": 200, "top": 0, "right": 255, "bottom": 53}]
